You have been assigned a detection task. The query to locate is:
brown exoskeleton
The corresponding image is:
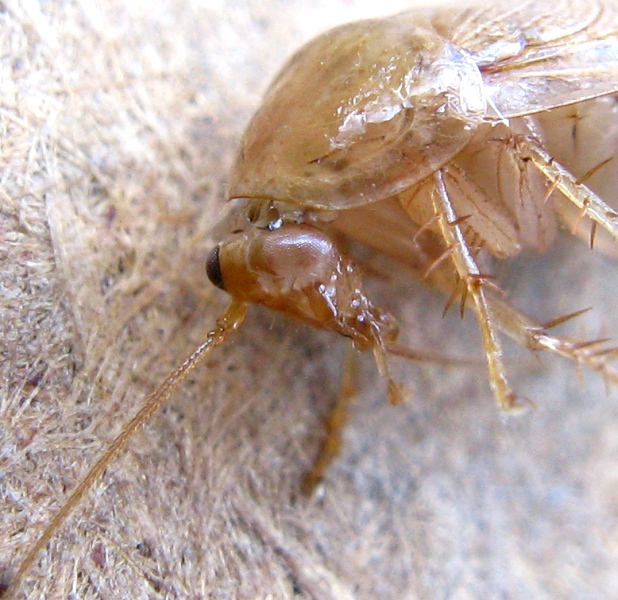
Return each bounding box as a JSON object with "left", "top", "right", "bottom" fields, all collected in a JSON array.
[
  {"left": 210, "top": 0, "right": 618, "bottom": 411},
  {"left": 6, "top": 0, "right": 618, "bottom": 595}
]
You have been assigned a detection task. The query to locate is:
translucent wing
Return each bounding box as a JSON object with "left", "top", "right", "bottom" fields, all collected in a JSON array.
[{"left": 433, "top": 0, "right": 618, "bottom": 117}]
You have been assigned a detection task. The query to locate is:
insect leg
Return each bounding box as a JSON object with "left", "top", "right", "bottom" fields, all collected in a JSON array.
[
  {"left": 404, "top": 213, "right": 618, "bottom": 393},
  {"left": 487, "top": 295, "right": 618, "bottom": 389},
  {"left": 521, "top": 138, "right": 618, "bottom": 243},
  {"left": 301, "top": 345, "right": 358, "bottom": 495},
  {"left": 432, "top": 170, "right": 531, "bottom": 413}
]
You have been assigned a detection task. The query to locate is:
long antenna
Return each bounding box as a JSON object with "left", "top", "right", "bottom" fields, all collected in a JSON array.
[{"left": 4, "top": 300, "right": 248, "bottom": 598}]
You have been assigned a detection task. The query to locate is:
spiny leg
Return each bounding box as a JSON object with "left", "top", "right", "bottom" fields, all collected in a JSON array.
[
  {"left": 505, "top": 136, "right": 618, "bottom": 379},
  {"left": 487, "top": 295, "right": 618, "bottom": 389},
  {"left": 417, "top": 235, "right": 618, "bottom": 396},
  {"left": 432, "top": 170, "right": 530, "bottom": 413},
  {"left": 521, "top": 137, "right": 618, "bottom": 244}
]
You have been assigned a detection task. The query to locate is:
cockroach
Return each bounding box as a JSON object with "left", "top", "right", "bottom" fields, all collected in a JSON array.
[{"left": 5, "top": 0, "right": 618, "bottom": 595}]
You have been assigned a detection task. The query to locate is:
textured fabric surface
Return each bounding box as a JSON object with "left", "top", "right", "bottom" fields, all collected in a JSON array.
[{"left": 1, "top": 1, "right": 618, "bottom": 598}]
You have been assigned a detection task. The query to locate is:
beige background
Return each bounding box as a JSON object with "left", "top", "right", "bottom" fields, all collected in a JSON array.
[{"left": 1, "top": 1, "right": 618, "bottom": 598}]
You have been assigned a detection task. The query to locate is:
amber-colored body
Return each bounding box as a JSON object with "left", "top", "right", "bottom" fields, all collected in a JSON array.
[
  {"left": 209, "top": 0, "right": 618, "bottom": 412},
  {"left": 7, "top": 1, "right": 618, "bottom": 595}
]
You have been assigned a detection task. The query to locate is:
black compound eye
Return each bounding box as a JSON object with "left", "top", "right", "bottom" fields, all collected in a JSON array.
[{"left": 206, "top": 245, "right": 225, "bottom": 290}]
